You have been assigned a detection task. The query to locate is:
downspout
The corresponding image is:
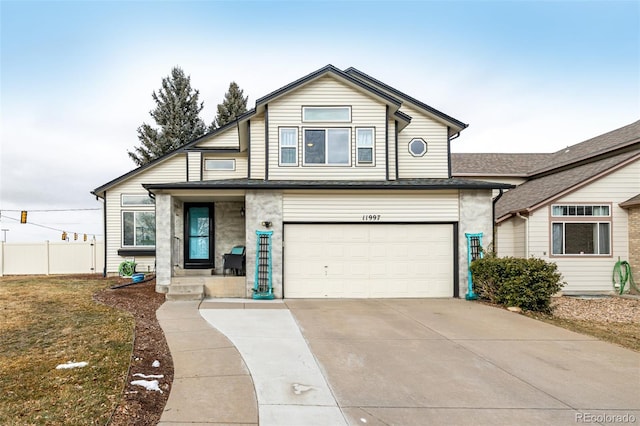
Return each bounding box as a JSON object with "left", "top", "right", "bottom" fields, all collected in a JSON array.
[
  {"left": 516, "top": 211, "right": 529, "bottom": 257},
  {"left": 492, "top": 189, "right": 504, "bottom": 254},
  {"left": 101, "top": 193, "right": 107, "bottom": 277}
]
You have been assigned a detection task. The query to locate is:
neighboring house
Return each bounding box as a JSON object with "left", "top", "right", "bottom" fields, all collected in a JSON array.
[
  {"left": 92, "top": 65, "right": 512, "bottom": 300},
  {"left": 452, "top": 120, "right": 640, "bottom": 293}
]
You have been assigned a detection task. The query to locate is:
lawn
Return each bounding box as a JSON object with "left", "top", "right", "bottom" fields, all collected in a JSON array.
[{"left": 0, "top": 275, "right": 134, "bottom": 425}]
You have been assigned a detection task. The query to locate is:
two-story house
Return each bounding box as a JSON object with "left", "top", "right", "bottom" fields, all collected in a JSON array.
[{"left": 92, "top": 65, "right": 512, "bottom": 300}]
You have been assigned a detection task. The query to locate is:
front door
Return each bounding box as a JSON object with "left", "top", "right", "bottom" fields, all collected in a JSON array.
[{"left": 184, "top": 203, "right": 214, "bottom": 269}]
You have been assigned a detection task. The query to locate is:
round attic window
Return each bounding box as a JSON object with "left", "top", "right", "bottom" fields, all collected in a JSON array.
[{"left": 409, "top": 138, "right": 427, "bottom": 157}]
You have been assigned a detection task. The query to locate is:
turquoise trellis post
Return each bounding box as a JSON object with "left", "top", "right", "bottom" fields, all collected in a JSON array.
[{"left": 465, "top": 233, "right": 483, "bottom": 300}]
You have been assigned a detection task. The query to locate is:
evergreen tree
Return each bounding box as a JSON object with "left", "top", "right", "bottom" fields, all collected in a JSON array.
[
  {"left": 209, "top": 81, "right": 248, "bottom": 131},
  {"left": 129, "top": 67, "right": 206, "bottom": 166}
]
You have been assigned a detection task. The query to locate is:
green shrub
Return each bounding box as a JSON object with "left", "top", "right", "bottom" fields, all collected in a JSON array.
[{"left": 470, "top": 255, "right": 565, "bottom": 313}]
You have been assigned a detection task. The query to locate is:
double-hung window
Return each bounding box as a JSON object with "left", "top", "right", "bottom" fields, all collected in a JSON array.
[
  {"left": 551, "top": 204, "right": 611, "bottom": 255},
  {"left": 356, "top": 128, "right": 374, "bottom": 165},
  {"left": 279, "top": 128, "right": 298, "bottom": 165},
  {"left": 303, "top": 128, "right": 350, "bottom": 165}
]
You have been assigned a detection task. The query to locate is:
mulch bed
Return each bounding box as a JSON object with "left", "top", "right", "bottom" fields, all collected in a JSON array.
[{"left": 94, "top": 278, "right": 172, "bottom": 426}]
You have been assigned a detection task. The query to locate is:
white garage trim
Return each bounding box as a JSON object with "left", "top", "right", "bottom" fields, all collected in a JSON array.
[{"left": 283, "top": 223, "right": 456, "bottom": 298}]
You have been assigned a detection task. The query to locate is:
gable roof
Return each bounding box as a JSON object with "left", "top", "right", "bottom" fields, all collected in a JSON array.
[
  {"left": 345, "top": 67, "right": 468, "bottom": 137},
  {"left": 495, "top": 149, "right": 640, "bottom": 220},
  {"left": 620, "top": 194, "right": 640, "bottom": 209},
  {"left": 93, "top": 65, "right": 469, "bottom": 197}
]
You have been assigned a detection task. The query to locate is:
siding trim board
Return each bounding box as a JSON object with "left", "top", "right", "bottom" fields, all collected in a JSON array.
[
  {"left": 395, "top": 120, "right": 399, "bottom": 179},
  {"left": 385, "top": 105, "right": 389, "bottom": 181},
  {"left": 247, "top": 120, "right": 251, "bottom": 179},
  {"left": 265, "top": 104, "right": 269, "bottom": 180}
]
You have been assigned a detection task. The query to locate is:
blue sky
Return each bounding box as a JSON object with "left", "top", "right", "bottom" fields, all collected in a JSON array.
[{"left": 1, "top": 0, "right": 638, "bottom": 242}]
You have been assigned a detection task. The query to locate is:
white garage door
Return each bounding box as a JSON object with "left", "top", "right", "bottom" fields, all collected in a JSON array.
[{"left": 284, "top": 224, "right": 453, "bottom": 298}]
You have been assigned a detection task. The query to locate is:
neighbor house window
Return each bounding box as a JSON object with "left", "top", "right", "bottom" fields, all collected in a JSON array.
[
  {"left": 121, "top": 194, "right": 155, "bottom": 206},
  {"left": 204, "top": 159, "right": 235, "bottom": 171},
  {"left": 356, "top": 128, "right": 374, "bottom": 165},
  {"left": 123, "top": 211, "right": 156, "bottom": 247},
  {"left": 303, "top": 128, "right": 350, "bottom": 165},
  {"left": 551, "top": 204, "right": 611, "bottom": 255},
  {"left": 302, "top": 106, "right": 351, "bottom": 122},
  {"left": 279, "top": 127, "right": 298, "bottom": 165}
]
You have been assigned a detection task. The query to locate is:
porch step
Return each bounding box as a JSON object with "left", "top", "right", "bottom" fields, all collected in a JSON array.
[
  {"left": 166, "top": 279, "right": 204, "bottom": 301},
  {"left": 173, "top": 268, "right": 214, "bottom": 277},
  {"left": 203, "top": 276, "right": 246, "bottom": 298}
]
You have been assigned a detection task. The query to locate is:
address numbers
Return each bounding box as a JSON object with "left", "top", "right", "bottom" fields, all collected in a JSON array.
[{"left": 362, "top": 214, "right": 381, "bottom": 221}]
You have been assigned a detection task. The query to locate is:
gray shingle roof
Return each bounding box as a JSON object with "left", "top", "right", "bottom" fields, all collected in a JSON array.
[
  {"left": 451, "top": 153, "right": 551, "bottom": 176},
  {"left": 143, "top": 178, "right": 514, "bottom": 191},
  {"left": 620, "top": 194, "right": 640, "bottom": 208},
  {"left": 495, "top": 150, "right": 640, "bottom": 219}
]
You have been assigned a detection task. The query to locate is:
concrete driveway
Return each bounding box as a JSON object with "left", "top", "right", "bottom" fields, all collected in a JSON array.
[
  {"left": 159, "top": 299, "right": 640, "bottom": 426},
  {"left": 287, "top": 299, "right": 640, "bottom": 425}
]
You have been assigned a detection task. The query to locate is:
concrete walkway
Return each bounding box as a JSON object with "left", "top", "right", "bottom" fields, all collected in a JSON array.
[{"left": 157, "top": 299, "right": 640, "bottom": 425}]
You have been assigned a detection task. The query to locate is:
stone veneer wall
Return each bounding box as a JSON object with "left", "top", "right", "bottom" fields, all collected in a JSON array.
[
  {"left": 627, "top": 207, "right": 640, "bottom": 293},
  {"left": 458, "top": 189, "right": 494, "bottom": 298},
  {"left": 244, "top": 190, "right": 283, "bottom": 298},
  {"left": 214, "top": 201, "right": 246, "bottom": 275},
  {"left": 155, "top": 193, "right": 174, "bottom": 290}
]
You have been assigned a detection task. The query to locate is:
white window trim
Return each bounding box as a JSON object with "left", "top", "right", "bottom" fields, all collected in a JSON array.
[
  {"left": 302, "top": 127, "right": 351, "bottom": 166},
  {"left": 551, "top": 204, "right": 611, "bottom": 217},
  {"left": 279, "top": 127, "right": 299, "bottom": 166},
  {"left": 121, "top": 194, "right": 155, "bottom": 206},
  {"left": 355, "top": 127, "right": 375, "bottom": 166},
  {"left": 204, "top": 159, "right": 236, "bottom": 171},
  {"left": 122, "top": 210, "right": 156, "bottom": 248},
  {"left": 302, "top": 106, "right": 351, "bottom": 122}
]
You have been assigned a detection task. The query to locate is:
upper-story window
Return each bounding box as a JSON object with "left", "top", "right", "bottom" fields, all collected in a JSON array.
[
  {"left": 303, "top": 128, "right": 350, "bottom": 165},
  {"left": 356, "top": 128, "right": 374, "bottom": 165},
  {"left": 302, "top": 106, "right": 351, "bottom": 122},
  {"left": 279, "top": 127, "right": 298, "bottom": 166},
  {"left": 204, "top": 159, "right": 235, "bottom": 171},
  {"left": 551, "top": 204, "right": 611, "bottom": 256},
  {"left": 121, "top": 194, "right": 154, "bottom": 206}
]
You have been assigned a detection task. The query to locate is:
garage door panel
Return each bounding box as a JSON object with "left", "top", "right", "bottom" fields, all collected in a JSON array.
[{"left": 284, "top": 224, "right": 453, "bottom": 298}]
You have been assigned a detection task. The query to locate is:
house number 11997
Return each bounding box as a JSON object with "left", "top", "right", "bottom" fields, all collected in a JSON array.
[{"left": 362, "top": 214, "right": 381, "bottom": 221}]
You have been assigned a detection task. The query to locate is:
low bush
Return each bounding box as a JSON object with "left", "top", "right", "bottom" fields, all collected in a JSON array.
[{"left": 470, "top": 254, "right": 565, "bottom": 313}]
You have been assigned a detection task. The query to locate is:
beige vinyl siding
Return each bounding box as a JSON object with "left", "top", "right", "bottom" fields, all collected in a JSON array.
[
  {"left": 268, "top": 76, "right": 388, "bottom": 180},
  {"left": 196, "top": 126, "right": 239, "bottom": 148},
  {"left": 105, "top": 154, "right": 186, "bottom": 273},
  {"left": 397, "top": 103, "right": 449, "bottom": 179},
  {"left": 526, "top": 159, "right": 639, "bottom": 292},
  {"left": 496, "top": 217, "right": 526, "bottom": 257},
  {"left": 202, "top": 156, "right": 248, "bottom": 180},
  {"left": 282, "top": 190, "right": 459, "bottom": 222},
  {"left": 249, "top": 117, "right": 266, "bottom": 179},
  {"left": 187, "top": 151, "right": 201, "bottom": 181}
]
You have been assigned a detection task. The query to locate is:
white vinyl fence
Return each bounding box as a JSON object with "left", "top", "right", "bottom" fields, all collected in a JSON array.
[{"left": 0, "top": 241, "right": 104, "bottom": 276}]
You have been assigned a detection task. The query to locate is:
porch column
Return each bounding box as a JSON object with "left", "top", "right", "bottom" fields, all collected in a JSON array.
[
  {"left": 155, "top": 193, "right": 174, "bottom": 291},
  {"left": 458, "top": 189, "right": 493, "bottom": 299}
]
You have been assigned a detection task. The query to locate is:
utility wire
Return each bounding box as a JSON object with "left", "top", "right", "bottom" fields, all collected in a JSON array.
[
  {"left": 1, "top": 208, "right": 101, "bottom": 212},
  {"left": 0, "top": 215, "right": 103, "bottom": 237}
]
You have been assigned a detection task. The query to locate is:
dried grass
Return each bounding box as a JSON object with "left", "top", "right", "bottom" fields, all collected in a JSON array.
[{"left": 0, "top": 275, "right": 134, "bottom": 425}]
